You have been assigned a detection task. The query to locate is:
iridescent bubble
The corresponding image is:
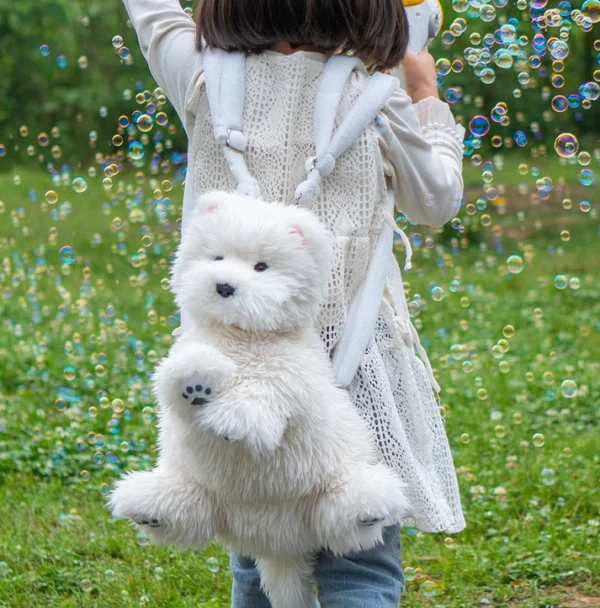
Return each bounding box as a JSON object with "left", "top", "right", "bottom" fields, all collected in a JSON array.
[
  {"left": 430, "top": 286, "right": 445, "bottom": 301},
  {"left": 503, "top": 325, "right": 515, "bottom": 338},
  {"left": 142, "top": 406, "right": 155, "bottom": 423},
  {"left": 40, "top": 44, "right": 50, "bottom": 57},
  {"left": 136, "top": 531, "right": 149, "bottom": 546},
  {"left": 421, "top": 580, "right": 439, "bottom": 598},
  {"left": 81, "top": 579, "right": 93, "bottom": 593},
  {"left": 549, "top": 40, "right": 569, "bottom": 60},
  {"left": 494, "top": 48, "right": 514, "bottom": 69},
  {"left": 554, "top": 274, "right": 568, "bottom": 289},
  {"left": 506, "top": 255, "right": 524, "bottom": 274},
  {"left": 72, "top": 177, "right": 87, "bottom": 193},
  {"left": 404, "top": 567, "right": 416, "bottom": 582},
  {"left": 436, "top": 58, "right": 452, "bottom": 76},
  {"left": 45, "top": 190, "right": 58, "bottom": 204},
  {"left": 78, "top": 56, "right": 89, "bottom": 69},
  {"left": 112, "top": 35, "right": 124, "bottom": 49},
  {"left": 561, "top": 379, "right": 577, "bottom": 398},
  {"left": 541, "top": 468, "right": 556, "bottom": 486},
  {"left": 59, "top": 246, "right": 76, "bottom": 265},
  {"left": 56, "top": 54, "right": 68, "bottom": 69},
  {"left": 577, "top": 151, "right": 591, "bottom": 166},
  {"left": 551, "top": 95, "right": 568, "bottom": 112},
  {"left": 206, "top": 557, "right": 220, "bottom": 573},
  {"left": 554, "top": 133, "right": 579, "bottom": 158},
  {"left": 480, "top": 68, "right": 496, "bottom": 84},
  {"left": 37, "top": 132, "right": 49, "bottom": 147},
  {"left": 469, "top": 116, "right": 490, "bottom": 136},
  {"left": 532, "top": 433, "right": 545, "bottom": 447},
  {"left": 579, "top": 81, "right": 600, "bottom": 101},
  {"left": 64, "top": 365, "right": 76, "bottom": 381},
  {"left": 581, "top": 0, "right": 600, "bottom": 23},
  {"left": 128, "top": 141, "right": 145, "bottom": 160},
  {"left": 578, "top": 169, "right": 594, "bottom": 186},
  {"left": 136, "top": 114, "right": 154, "bottom": 133}
]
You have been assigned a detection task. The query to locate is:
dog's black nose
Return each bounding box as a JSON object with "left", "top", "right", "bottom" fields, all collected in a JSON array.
[{"left": 216, "top": 283, "right": 236, "bottom": 298}]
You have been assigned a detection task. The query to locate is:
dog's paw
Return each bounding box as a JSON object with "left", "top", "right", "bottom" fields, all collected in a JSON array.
[
  {"left": 134, "top": 517, "right": 162, "bottom": 528},
  {"left": 359, "top": 516, "right": 387, "bottom": 528},
  {"left": 181, "top": 382, "right": 213, "bottom": 407}
]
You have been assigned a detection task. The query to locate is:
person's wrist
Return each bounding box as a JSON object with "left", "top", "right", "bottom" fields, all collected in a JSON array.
[{"left": 409, "top": 86, "right": 440, "bottom": 103}]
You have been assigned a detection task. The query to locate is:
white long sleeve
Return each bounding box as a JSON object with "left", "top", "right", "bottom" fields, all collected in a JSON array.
[
  {"left": 121, "top": 0, "right": 204, "bottom": 133},
  {"left": 379, "top": 91, "right": 465, "bottom": 227}
]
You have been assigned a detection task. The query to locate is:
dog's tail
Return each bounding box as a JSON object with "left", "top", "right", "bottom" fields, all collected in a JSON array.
[{"left": 255, "top": 553, "right": 317, "bottom": 608}]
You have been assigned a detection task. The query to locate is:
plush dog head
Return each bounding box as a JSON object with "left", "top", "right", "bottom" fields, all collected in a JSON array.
[{"left": 171, "top": 191, "right": 333, "bottom": 333}]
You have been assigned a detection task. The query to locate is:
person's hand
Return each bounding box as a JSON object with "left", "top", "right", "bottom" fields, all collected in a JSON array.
[{"left": 401, "top": 51, "right": 439, "bottom": 103}]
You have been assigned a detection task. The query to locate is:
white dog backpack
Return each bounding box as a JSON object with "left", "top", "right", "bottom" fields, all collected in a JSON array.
[{"left": 202, "top": 48, "right": 413, "bottom": 388}]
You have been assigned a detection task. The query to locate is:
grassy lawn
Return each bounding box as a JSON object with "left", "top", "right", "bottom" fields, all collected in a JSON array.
[{"left": 0, "top": 159, "right": 598, "bottom": 607}]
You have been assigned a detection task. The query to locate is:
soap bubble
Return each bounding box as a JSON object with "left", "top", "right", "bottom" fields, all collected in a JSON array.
[
  {"left": 561, "top": 379, "right": 577, "bottom": 398},
  {"left": 72, "top": 177, "right": 87, "bottom": 193},
  {"left": 532, "top": 433, "right": 545, "bottom": 447},
  {"left": 554, "top": 275, "right": 568, "bottom": 289},
  {"left": 581, "top": 0, "right": 600, "bottom": 23},
  {"left": 112, "top": 35, "right": 124, "bottom": 49},
  {"left": 540, "top": 468, "right": 556, "bottom": 486},
  {"left": 40, "top": 44, "right": 50, "bottom": 57},
  {"left": 554, "top": 134, "right": 579, "bottom": 158},
  {"left": 136, "top": 114, "right": 154, "bottom": 133},
  {"left": 206, "top": 557, "right": 220, "bottom": 573},
  {"left": 469, "top": 116, "right": 490, "bottom": 136},
  {"left": 128, "top": 141, "right": 144, "bottom": 160},
  {"left": 506, "top": 255, "right": 524, "bottom": 274},
  {"left": 421, "top": 580, "right": 439, "bottom": 598},
  {"left": 45, "top": 190, "right": 58, "bottom": 204},
  {"left": 578, "top": 169, "right": 594, "bottom": 186},
  {"left": 59, "top": 246, "right": 76, "bottom": 265}
]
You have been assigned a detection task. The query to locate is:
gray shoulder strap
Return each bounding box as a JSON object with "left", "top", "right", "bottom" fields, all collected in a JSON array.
[
  {"left": 295, "top": 59, "right": 399, "bottom": 206},
  {"left": 203, "top": 47, "right": 261, "bottom": 197}
]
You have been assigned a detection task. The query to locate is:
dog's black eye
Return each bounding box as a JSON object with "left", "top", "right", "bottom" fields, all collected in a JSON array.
[
  {"left": 214, "top": 256, "right": 224, "bottom": 261},
  {"left": 254, "top": 262, "right": 269, "bottom": 272}
]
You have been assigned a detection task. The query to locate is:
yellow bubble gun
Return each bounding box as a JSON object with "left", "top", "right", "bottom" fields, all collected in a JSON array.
[
  {"left": 393, "top": 0, "right": 443, "bottom": 87},
  {"left": 404, "top": 0, "right": 444, "bottom": 54}
]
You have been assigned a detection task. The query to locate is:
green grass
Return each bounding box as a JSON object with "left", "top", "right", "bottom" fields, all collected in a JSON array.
[{"left": 0, "top": 161, "right": 598, "bottom": 608}]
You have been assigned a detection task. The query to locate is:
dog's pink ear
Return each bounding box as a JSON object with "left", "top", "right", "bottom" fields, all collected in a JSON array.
[
  {"left": 206, "top": 203, "right": 218, "bottom": 214},
  {"left": 290, "top": 225, "right": 305, "bottom": 243}
]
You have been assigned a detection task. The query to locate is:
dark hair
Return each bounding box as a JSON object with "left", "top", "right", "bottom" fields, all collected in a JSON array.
[{"left": 196, "top": 0, "right": 409, "bottom": 70}]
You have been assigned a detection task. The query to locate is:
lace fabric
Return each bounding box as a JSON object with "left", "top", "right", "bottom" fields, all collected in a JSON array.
[{"left": 192, "top": 52, "right": 465, "bottom": 533}]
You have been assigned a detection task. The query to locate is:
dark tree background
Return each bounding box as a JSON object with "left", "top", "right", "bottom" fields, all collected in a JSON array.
[{"left": 0, "top": 0, "right": 597, "bottom": 166}]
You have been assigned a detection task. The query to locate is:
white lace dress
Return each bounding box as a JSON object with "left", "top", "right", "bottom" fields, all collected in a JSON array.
[{"left": 123, "top": 0, "right": 467, "bottom": 533}]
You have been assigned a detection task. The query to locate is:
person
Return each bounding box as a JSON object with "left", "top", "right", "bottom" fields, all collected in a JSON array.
[{"left": 120, "top": 0, "right": 466, "bottom": 605}]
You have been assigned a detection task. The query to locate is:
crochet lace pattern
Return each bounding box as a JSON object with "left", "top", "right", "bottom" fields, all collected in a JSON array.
[{"left": 193, "top": 52, "right": 466, "bottom": 533}]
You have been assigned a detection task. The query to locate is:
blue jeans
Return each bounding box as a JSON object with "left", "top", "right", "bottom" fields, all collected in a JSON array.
[{"left": 230, "top": 525, "right": 403, "bottom": 607}]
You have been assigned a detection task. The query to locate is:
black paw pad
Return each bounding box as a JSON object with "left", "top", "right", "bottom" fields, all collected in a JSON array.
[
  {"left": 359, "top": 516, "right": 386, "bottom": 528},
  {"left": 136, "top": 518, "right": 161, "bottom": 528},
  {"left": 183, "top": 383, "right": 212, "bottom": 407}
]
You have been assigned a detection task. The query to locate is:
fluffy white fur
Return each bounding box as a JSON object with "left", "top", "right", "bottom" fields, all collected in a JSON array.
[{"left": 109, "top": 191, "right": 411, "bottom": 608}]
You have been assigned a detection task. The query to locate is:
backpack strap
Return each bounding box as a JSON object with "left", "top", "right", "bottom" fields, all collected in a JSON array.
[
  {"left": 203, "top": 47, "right": 261, "bottom": 197},
  {"left": 295, "top": 61, "right": 399, "bottom": 206}
]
